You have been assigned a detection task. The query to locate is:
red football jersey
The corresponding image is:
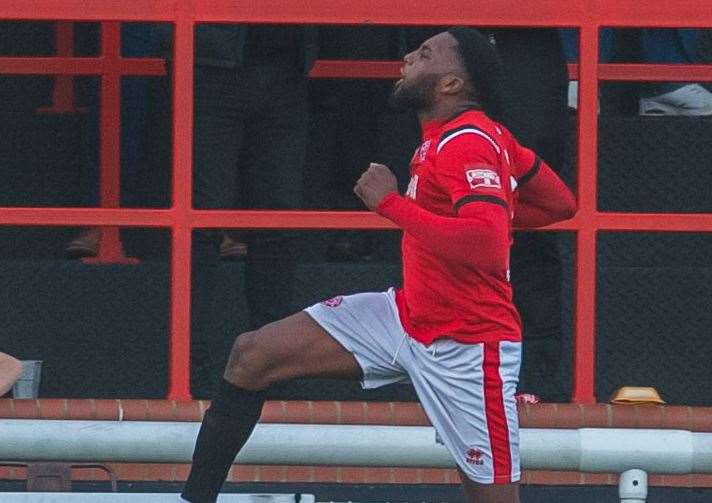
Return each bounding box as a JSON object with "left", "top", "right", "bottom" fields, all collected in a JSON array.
[{"left": 393, "top": 109, "right": 541, "bottom": 345}]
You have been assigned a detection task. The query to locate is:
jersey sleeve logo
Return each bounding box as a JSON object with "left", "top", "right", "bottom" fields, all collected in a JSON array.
[{"left": 466, "top": 168, "right": 501, "bottom": 190}]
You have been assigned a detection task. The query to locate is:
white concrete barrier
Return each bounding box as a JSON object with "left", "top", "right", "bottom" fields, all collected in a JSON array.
[{"left": 1, "top": 420, "right": 712, "bottom": 474}]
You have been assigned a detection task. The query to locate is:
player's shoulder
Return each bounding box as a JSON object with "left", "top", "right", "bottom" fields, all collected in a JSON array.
[{"left": 437, "top": 109, "right": 504, "bottom": 156}]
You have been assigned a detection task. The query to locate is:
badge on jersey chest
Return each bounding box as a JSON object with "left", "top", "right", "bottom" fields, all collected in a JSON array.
[
  {"left": 466, "top": 167, "right": 501, "bottom": 190},
  {"left": 416, "top": 139, "right": 432, "bottom": 162}
]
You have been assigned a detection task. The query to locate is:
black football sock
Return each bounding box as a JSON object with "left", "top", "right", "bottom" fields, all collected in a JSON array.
[{"left": 181, "top": 378, "right": 266, "bottom": 503}]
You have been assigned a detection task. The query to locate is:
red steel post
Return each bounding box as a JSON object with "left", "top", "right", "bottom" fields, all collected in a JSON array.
[
  {"left": 168, "top": 7, "right": 196, "bottom": 400},
  {"left": 572, "top": 21, "right": 600, "bottom": 404},
  {"left": 83, "top": 22, "right": 139, "bottom": 264}
]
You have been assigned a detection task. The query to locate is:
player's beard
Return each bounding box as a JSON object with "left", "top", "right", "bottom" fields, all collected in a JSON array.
[{"left": 388, "top": 73, "right": 439, "bottom": 112}]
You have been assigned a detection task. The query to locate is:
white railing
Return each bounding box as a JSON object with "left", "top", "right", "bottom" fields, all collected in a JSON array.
[
  {"left": 4, "top": 420, "right": 711, "bottom": 502},
  {"left": 2, "top": 420, "right": 712, "bottom": 474}
]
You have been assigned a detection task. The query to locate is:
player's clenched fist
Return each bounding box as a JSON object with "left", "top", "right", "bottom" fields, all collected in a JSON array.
[{"left": 354, "top": 163, "right": 399, "bottom": 211}]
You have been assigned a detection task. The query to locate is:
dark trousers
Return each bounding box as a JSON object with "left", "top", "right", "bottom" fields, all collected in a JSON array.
[
  {"left": 494, "top": 29, "right": 570, "bottom": 402},
  {"left": 305, "top": 78, "right": 420, "bottom": 262},
  {"left": 561, "top": 28, "right": 702, "bottom": 96},
  {"left": 79, "top": 24, "right": 158, "bottom": 207},
  {"left": 307, "top": 79, "right": 392, "bottom": 210},
  {"left": 191, "top": 59, "right": 308, "bottom": 396}
]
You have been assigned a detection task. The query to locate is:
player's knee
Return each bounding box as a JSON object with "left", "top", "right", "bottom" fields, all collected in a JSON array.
[{"left": 224, "top": 330, "right": 272, "bottom": 390}]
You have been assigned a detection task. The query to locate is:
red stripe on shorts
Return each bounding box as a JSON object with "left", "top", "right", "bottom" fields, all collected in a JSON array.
[{"left": 483, "top": 340, "right": 512, "bottom": 483}]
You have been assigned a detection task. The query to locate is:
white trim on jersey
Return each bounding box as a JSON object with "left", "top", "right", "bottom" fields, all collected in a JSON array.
[
  {"left": 437, "top": 128, "right": 501, "bottom": 155},
  {"left": 499, "top": 340, "right": 522, "bottom": 482}
]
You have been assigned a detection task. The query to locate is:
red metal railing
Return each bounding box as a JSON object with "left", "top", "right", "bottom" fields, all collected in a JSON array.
[
  {"left": 0, "top": 21, "right": 166, "bottom": 263},
  {"left": 1, "top": 1, "right": 712, "bottom": 403}
]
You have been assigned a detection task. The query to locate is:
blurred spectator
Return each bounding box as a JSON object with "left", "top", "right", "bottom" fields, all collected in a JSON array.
[
  {"left": 638, "top": 30, "right": 712, "bottom": 115},
  {"left": 56, "top": 22, "right": 315, "bottom": 396},
  {"left": 52, "top": 22, "right": 315, "bottom": 395},
  {"left": 305, "top": 26, "right": 405, "bottom": 261},
  {"left": 190, "top": 24, "right": 317, "bottom": 396},
  {"left": 561, "top": 28, "right": 712, "bottom": 115},
  {"left": 66, "top": 23, "right": 166, "bottom": 257},
  {"left": 0, "top": 352, "right": 22, "bottom": 396},
  {"left": 491, "top": 28, "right": 570, "bottom": 402}
]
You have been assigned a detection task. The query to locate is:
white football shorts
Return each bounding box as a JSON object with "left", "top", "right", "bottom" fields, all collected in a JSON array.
[{"left": 305, "top": 288, "right": 521, "bottom": 484}]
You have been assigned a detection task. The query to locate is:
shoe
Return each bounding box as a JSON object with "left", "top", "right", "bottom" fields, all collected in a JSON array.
[
  {"left": 567, "top": 81, "right": 578, "bottom": 110},
  {"left": 219, "top": 233, "right": 248, "bottom": 261},
  {"left": 65, "top": 227, "right": 100, "bottom": 259},
  {"left": 639, "top": 84, "right": 712, "bottom": 116}
]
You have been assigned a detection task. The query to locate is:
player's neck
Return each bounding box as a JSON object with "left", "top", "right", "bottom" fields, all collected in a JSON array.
[{"left": 417, "top": 100, "right": 482, "bottom": 126}]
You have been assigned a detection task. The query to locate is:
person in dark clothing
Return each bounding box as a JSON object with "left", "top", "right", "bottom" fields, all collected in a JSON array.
[
  {"left": 190, "top": 24, "right": 317, "bottom": 397},
  {"left": 492, "top": 29, "right": 570, "bottom": 402},
  {"left": 305, "top": 26, "right": 404, "bottom": 261},
  {"left": 66, "top": 23, "right": 165, "bottom": 257}
]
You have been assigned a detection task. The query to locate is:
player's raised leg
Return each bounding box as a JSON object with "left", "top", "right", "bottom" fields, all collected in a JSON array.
[{"left": 181, "top": 311, "right": 361, "bottom": 503}]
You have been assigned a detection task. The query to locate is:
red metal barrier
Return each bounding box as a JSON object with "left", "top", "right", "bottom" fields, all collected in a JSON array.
[
  {"left": 0, "top": 22, "right": 166, "bottom": 262},
  {"left": 0, "top": 1, "right": 711, "bottom": 402}
]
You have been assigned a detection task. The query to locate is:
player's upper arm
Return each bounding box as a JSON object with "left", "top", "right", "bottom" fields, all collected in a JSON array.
[
  {"left": 511, "top": 142, "right": 577, "bottom": 222},
  {"left": 510, "top": 141, "right": 540, "bottom": 190},
  {"left": 435, "top": 125, "right": 509, "bottom": 215}
]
